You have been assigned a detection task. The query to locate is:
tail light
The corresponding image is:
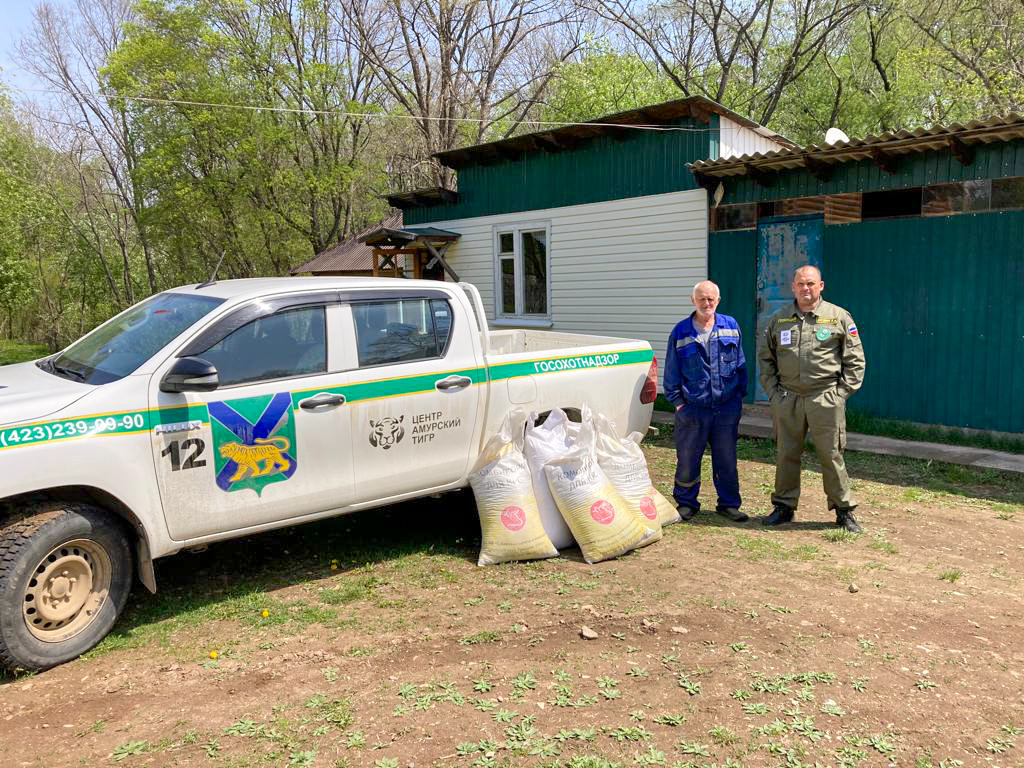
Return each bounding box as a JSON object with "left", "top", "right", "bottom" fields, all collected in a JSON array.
[{"left": 640, "top": 356, "right": 658, "bottom": 404}]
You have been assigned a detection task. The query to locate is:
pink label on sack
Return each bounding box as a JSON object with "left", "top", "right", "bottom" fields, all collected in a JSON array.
[
  {"left": 501, "top": 506, "right": 526, "bottom": 531},
  {"left": 590, "top": 500, "right": 616, "bottom": 525},
  {"left": 640, "top": 496, "right": 658, "bottom": 520}
]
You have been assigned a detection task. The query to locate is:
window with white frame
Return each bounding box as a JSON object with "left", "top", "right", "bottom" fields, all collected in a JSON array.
[{"left": 495, "top": 224, "right": 550, "bottom": 318}]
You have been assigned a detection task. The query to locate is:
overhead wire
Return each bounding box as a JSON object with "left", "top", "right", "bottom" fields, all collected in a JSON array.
[{"left": 4, "top": 84, "right": 719, "bottom": 132}]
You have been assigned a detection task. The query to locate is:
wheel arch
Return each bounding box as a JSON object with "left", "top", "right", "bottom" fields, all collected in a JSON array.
[{"left": 0, "top": 486, "right": 157, "bottom": 594}]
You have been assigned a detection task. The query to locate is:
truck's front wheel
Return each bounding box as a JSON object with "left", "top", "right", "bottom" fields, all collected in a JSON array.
[{"left": 0, "top": 504, "right": 133, "bottom": 672}]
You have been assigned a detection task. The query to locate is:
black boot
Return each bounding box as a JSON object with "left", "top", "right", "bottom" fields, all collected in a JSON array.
[
  {"left": 715, "top": 506, "right": 749, "bottom": 523},
  {"left": 760, "top": 504, "right": 794, "bottom": 526},
  {"left": 836, "top": 509, "right": 863, "bottom": 534},
  {"left": 676, "top": 505, "right": 698, "bottom": 522}
]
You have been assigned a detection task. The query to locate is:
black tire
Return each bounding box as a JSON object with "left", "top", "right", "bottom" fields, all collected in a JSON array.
[{"left": 0, "top": 504, "right": 133, "bottom": 672}]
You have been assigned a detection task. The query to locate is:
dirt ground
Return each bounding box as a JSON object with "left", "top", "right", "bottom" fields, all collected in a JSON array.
[{"left": 2, "top": 431, "right": 1023, "bottom": 768}]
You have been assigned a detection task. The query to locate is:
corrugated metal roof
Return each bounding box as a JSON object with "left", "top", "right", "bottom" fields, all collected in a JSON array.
[
  {"left": 290, "top": 212, "right": 403, "bottom": 274},
  {"left": 434, "top": 95, "right": 797, "bottom": 170},
  {"left": 690, "top": 114, "right": 1024, "bottom": 178}
]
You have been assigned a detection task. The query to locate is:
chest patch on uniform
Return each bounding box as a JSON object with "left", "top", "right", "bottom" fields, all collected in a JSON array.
[
  {"left": 815, "top": 327, "right": 832, "bottom": 341},
  {"left": 780, "top": 329, "right": 793, "bottom": 346}
]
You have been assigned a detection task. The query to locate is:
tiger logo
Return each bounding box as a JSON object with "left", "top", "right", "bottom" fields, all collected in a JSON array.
[
  {"left": 219, "top": 437, "right": 292, "bottom": 483},
  {"left": 369, "top": 416, "right": 404, "bottom": 450}
]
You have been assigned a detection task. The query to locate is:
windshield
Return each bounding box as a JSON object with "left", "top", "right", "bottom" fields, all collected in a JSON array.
[{"left": 40, "top": 292, "right": 225, "bottom": 385}]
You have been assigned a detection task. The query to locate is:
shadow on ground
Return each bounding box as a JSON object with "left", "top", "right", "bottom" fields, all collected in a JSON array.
[
  {"left": 90, "top": 490, "right": 485, "bottom": 656},
  {"left": 647, "top": 428, "right": 1024, "bottom": 507}
]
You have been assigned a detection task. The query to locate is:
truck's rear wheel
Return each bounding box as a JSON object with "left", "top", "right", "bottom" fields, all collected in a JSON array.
[{"left": 0, "top": 505, "right": 132, "bottom": 672}]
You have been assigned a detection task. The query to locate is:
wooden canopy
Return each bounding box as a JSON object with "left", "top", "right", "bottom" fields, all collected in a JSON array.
[{"left": 357, "top": 226, "right": 462, "bottom": 280}]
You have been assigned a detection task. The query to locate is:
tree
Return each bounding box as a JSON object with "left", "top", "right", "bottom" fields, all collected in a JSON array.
[
  {"left": 19, "top": 0, "right": 159, "bottom": 295},
  {"left": 343, "top": 0, "right": 588, "bottom": 186},
  {"left": 539, "top": 42, "right": 680, "bottom": 123},
  {"left": 585, "top": 0, "right": 867, "bottom": 126}
]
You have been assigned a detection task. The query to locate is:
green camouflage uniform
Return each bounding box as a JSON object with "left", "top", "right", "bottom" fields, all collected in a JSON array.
[{"left": 757, "top": 299, "right": 865, "bottom": 512}]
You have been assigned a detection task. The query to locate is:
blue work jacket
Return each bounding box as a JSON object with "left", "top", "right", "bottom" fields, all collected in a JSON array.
[{"left": 663, "top": 313, "right": 747, "bottom": 409}]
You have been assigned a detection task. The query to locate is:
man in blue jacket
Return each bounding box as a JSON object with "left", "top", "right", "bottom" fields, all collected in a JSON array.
[{"left": 663, "top": 280, "right": 748, "bottom": 522}]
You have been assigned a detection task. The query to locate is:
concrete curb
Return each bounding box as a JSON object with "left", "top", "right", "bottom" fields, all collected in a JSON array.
[{"left": 650, "top": 410, "right": 1024, "bottom": 474}]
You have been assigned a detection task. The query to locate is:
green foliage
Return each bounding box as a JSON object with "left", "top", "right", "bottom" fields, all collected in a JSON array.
[{"left": 540, "top": 42, "right": 678, "bottom": 124}]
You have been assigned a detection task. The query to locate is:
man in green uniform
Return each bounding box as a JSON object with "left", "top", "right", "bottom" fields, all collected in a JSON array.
[{"left": 758, "top": 265, "right": 866, "bottom": 532}]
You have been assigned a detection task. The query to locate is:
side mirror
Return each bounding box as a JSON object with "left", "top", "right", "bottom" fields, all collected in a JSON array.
[{"left": 160, "top": 356, "right": 219, "bottom": 393}]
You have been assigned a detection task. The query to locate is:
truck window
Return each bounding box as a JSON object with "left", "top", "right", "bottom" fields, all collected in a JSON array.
[
  {"left": 41, "top": 292, "right": 224, "bottom": 385},
  {"left": 352, "top": 298, "right": 453, "bottom": 367},
  {"left": 199, "top": 306, "right": 326, "bottom": 386}
]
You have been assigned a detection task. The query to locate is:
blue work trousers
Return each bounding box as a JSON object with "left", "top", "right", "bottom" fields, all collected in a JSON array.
[{"left": 673, "top": 402, "right": 742, "bottom": 512}]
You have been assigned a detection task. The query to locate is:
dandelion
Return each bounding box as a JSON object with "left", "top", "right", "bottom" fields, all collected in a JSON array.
[
  {"left": 209, "top": 650, "right": 219, "bottom": 660},
  {"left": 261, "top": 609, "right": 270, "bottom": 618}
]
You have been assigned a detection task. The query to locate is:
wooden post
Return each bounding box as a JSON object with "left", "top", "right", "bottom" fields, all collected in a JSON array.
[
  {"left": 414, "top": 249, "right": 423, "bottom": 279},
  {"left": 372, "top": 249, "right": 380, "bottom": 277}
]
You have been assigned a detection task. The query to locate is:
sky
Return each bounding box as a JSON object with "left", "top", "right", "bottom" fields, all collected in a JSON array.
[{"left": 1, "top": 0, "right": 57, "bottom": 95}]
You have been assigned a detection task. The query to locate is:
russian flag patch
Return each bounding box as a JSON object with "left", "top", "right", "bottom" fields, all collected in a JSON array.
[{"left": 849, "top": 324, "right": 859, "bottom": 337}]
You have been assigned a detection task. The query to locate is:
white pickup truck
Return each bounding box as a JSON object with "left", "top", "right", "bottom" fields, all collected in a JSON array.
[{"left": 0, "top": 277, "right": 656, "bottom": 670}]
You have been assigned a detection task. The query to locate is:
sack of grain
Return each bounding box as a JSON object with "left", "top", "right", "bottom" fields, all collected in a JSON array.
[
  {"left": 543, "top": 422, "right": 659, "bottom": 564},
  {"left": 523, "top": 408, "right": 579, "bottom": 549},
  {"left": 593, "top": 412, "right": 681, "bottom": 528},
  {"left": 469, "top": 409, "right": 559, "bottom": 566}
]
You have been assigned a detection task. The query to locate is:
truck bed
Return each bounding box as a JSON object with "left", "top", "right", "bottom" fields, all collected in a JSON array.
[{"left": 486, "top": 328, "right": 633, "bottom": 356}]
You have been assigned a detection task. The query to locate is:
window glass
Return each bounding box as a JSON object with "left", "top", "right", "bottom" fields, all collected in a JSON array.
[
  {"left": 992, "top": 177, "right": 1024, "bottom": 210},
  {"left": 431, "top": 299, "right": 453, "bottom": 353},
  {"left": 495, "top": 226, "right": 551, "bottom": 318},
  {"left": 522, "top": 230, "right": 547, "bottom": 315},
  {"left": 201, "top": 306, "right": 326, "bottom": 387},
  {"left": 711, "top": 204, "right": 756, "bottom": 231},
  {"left": 352, "top": 298, "right": 447, "bottom": 366},
  {"left": 922, "top": 180, "right": 990, "bottom": 215},
  {"left": 500, "top": 258, "right": 516, "bottom": 314},
  {"left": 46, "top": 292, "right": 224, "bottom": 385}
]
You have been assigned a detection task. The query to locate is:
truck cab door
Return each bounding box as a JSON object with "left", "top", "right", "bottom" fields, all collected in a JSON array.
[
  {"left": 342, "top": 291, "right": 484, "bottom": 504},
  {"left": 149, "top": 297, "right": 355, "bottom": 541}
]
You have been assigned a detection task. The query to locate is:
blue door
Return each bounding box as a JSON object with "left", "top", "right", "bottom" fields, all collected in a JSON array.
[{"left": 755, "top": 215, "right": 823, "bottom": 400}]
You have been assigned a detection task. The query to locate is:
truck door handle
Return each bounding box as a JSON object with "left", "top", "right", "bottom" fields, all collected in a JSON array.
[
  {"left": 435, "top": 375, "right": 472, "bottom": 392},
  {"left": 299, "top": 392, "right": 346, "bottom": 410}
]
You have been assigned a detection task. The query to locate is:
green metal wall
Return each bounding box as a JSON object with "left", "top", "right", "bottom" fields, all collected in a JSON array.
[
  {"left": 708, "top": 230, "right": 757, "bottom": 403},
  {"left": 824, "top": 211, "right": 1024, "bottom": 433},
  {"left": 405, "top": 118, "right": 710, "bottom": 224},
  {"left": 721, "top": 139, "right": 1024, "bottom": 204},
  {"left": 708, "top": 211, "right": 1024, "bottom": 432}
]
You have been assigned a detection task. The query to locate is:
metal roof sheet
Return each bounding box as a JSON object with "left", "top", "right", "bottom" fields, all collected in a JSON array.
[
  {"left": 433, "top": 95, "right": 797, "bottom": 170},
  {"left": 290, "top": 212, "right": 403, "bottom": 274},
  {"left": 689, "top": 114, "right": 1024, "bottom": 178}
]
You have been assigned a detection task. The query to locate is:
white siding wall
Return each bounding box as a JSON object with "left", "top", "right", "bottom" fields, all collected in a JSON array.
[
  {"left": 420, "top": 188, "right": 708, "bottom": 371},
  {"left": 719, "top": 116, "right": 786, "bottom": 159}
]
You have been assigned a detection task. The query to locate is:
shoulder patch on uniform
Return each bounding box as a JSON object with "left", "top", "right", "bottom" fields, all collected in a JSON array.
[{"left": 848, "top": 323, "right": 858, "bottom": 337}]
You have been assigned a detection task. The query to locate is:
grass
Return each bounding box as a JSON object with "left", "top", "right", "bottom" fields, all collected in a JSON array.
[
  {"left": 846, "top": 408, "right": 1024, "bottom": 455},
  {"left": 655, "top": 395, "right": 1024, "bottom": 453},
  {"left": 730, "top": 532, "right": 820, "bottom": 562},
  {"left": 0, "top": 340, "right": 49, "bottom": 366},
  {"left": 938, "top": 568, "right": 964, "bottom": 583}
]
